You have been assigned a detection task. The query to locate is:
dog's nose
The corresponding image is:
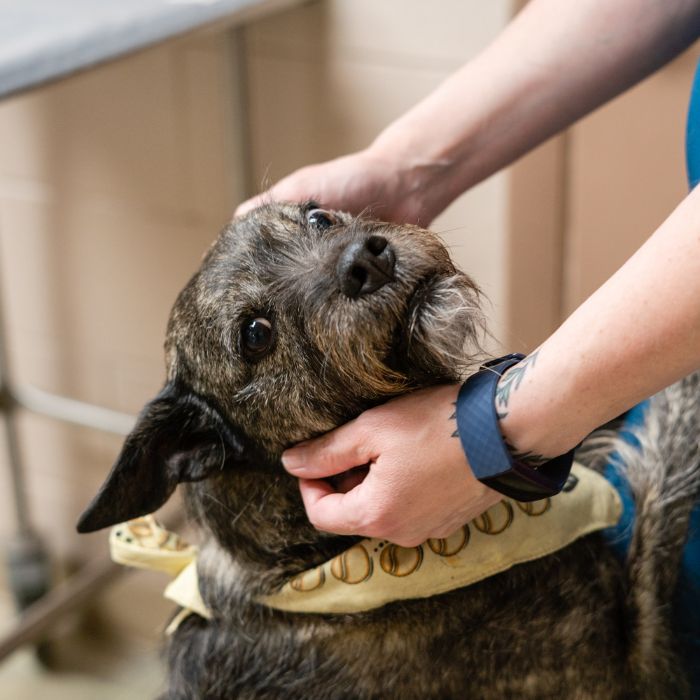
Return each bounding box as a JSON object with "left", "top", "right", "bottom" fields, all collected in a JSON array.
[{"left": 337, "top": 235, "right": 395, "bottom": 298}]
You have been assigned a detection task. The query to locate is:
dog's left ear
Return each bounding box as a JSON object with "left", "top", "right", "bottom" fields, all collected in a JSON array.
[{"left": 76, "top": 381, "right": 246, "bottom": 533}]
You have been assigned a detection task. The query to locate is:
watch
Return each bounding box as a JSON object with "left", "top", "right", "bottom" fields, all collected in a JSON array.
[{"left": 455, "top": 353, "right": 574, "bottom": 502}]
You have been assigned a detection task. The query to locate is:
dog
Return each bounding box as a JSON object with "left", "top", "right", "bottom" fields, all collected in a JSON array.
[{"left": 77, "top": 202, "right": 700, "bottom": 698}]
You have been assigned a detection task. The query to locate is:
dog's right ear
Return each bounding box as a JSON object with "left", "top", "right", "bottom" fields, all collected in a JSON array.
[{"left": 76, "top": 380, "right": 246, "bottom": 533}]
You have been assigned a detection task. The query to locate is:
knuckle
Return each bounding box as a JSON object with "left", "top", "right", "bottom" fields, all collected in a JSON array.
[
  {"left": 341, "top": 509, "right": 363, "bottom": 535},
  {"left": 313, "top": 434, "right": 334, "bottom": 458}
]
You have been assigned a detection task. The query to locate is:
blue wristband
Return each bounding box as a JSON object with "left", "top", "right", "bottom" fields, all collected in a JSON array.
[{"left": 455, "top": 354, "right": 573, "bottom": 502}]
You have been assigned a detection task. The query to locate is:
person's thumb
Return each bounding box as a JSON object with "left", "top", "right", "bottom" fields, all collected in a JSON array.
[{"left": 281, "top": 418, "right": 374, "bottom": 479}]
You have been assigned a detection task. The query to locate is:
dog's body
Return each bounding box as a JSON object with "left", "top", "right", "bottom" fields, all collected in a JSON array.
[{"left": 79, "top": 204, "right": 700, "bottom": 698}]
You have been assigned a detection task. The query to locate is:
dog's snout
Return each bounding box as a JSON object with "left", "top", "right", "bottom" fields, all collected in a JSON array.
[{"left": 337, "top": 235, "right": 395, "bottom": 298}]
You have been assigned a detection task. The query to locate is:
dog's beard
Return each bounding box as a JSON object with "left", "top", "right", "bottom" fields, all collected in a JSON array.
[
  {"left": 310, "top": 271, "right": 485, "bottom": 402},
  {"left": 397, "top": 272, "right": 486, "bottom": 383}
]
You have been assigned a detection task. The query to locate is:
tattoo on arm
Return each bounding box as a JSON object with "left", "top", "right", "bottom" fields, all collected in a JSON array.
[
  {"left": 494, "top": 350, "right": 539, "bottom": 410},
  {"left": 449, "top": 401, "right": 459, "bottom": 438},
  {"left": 503, "top": 441, "right": 549, "bottom": 467},
  {"left": 495, "top": 351, "right": 548, "bottom": 466},
  {"left": 451, "top": 351, "right": 543, "bottom": 452}
]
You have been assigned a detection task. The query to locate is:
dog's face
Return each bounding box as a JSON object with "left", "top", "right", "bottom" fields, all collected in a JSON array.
[
  {"left": 77, "top": 203, "right": 483, "bottom": 564},
  {"left": 166, "top": 202, "right": 483, "bottom": 449}
]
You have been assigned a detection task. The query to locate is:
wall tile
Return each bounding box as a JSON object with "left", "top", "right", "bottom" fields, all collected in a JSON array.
[
  {"left": 563, "top": 46, "right": 700, "bottom": 314},
  {"left": 247, "top": 0, "right": 513, "bottom": 69},
  {"left": 0, "top": 35, "right": 237, "bottom": 566}
]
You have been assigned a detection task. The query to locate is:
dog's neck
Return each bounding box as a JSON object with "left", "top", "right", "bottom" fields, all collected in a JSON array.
[{"left": 184, "top": 469, "right": 358, "bottom": 598}]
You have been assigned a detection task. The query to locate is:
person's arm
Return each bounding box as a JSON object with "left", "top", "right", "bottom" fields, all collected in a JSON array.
[
  {"left": 281, "top": 185, "right": 700, "bottom": 546},
  {"left": 497, "top": 183, "right": 700, "bottom": 462},
  {"left": 237, "top": 0, "right": 700, "bottom": 223}
]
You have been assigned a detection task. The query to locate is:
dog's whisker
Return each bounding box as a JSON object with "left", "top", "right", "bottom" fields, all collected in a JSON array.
[
  {"left": 257, "top": 477, "right": 281, "bottom": 514},
  {"left": 202, "top": 491, "right": 239, "bottom": 520}
]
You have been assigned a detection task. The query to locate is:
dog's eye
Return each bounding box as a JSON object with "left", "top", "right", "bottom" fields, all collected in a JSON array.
[
  {"left": 306, "top": 208, "right": 336, "bottom": 231},
  {"left": 242, "top": 318, "right": 274, "bottom": 357}
]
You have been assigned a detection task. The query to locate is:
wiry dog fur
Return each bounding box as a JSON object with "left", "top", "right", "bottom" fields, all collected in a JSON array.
[{"left": 78, "top": 203, "right": 700, "bottom": 698}]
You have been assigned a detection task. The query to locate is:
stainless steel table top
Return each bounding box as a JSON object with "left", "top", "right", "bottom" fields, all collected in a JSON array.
[{"left": 0, "top": 0, "right": 300, "bottom": 98}]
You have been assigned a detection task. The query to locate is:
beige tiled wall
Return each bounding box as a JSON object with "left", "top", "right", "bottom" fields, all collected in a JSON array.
[
  {"left": 504, "top": 25, "right": 700, "bottom": 352},
  {"left": 563, "top": 44, "right": 700, "bottom": 315},
  {"left": 0, "top": 1, "right": 513, "bottom": 590},
  {"left": 0, "top": 33, "right": 243, "bottom": 565}
]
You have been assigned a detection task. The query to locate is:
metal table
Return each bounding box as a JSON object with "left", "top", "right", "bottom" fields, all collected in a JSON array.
[
  {"left": 0, "top": 0, "right": 301, "bottom": 99},
  {"left": 0, "top": 0, "right": 303, "bottom": 660}
]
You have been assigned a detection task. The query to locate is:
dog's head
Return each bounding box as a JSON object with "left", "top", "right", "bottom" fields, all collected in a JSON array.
[{"left": 77, "top": 203, "right": 483, "bottom": 559}]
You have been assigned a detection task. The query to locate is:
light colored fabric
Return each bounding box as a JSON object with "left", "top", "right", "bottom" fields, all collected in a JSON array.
[
  {"left": 110, "top": 463, "right": 621, "bottom": 626},
  {"left": 109, "top": 515, "right": 209, "bottom": 634},
  {"left": 109, "top": 515, "right": 196, "bottom": 576},
  {"left": 164, "top": 559, "right": 211, "bottom": 620},
  {"left": 261, "top": 462, "right": 621, "bottom": 613}
]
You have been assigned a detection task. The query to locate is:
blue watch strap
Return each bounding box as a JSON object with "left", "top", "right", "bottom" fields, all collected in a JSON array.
[{"left": 455, "top": 354, "right": 573, "bottom": 502}]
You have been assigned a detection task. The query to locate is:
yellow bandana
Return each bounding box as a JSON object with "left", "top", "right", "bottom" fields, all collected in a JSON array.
[
  {"left": 110, "top": 463, "right": 621, "bottom": 627},
  {"left": 109, "top": 517, "right": 210, "bottom": 634}
]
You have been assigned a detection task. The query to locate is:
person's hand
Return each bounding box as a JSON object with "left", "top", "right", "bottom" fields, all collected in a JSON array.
[
  {"left": 281, "top": 384, "right": 501, "bottom": 547},
  {"left": 235, "top": 148, "right": 444, "bottom": 225}
]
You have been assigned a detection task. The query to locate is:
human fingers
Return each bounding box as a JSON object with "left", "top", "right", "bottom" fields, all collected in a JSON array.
[
  {"left": 281, "top": 418, "right": 376, "bottom": 479},
  {"left": 234, "top": 174, "right": 313, "bottom": 218},
  {"left": 234, "top": 194, "right": 266, "bottom": 218},
  {"left": 298, "top": 466, "right": 429, "bottom": 544},
  {"left": 234, "top": 162, "right": 335, "bottom": 219},
  {"left": 234, "top": 150, "right": 405, "bottom": 221},
  {"left": 297, "top": 477, "right": 371, "bottom": 535}
]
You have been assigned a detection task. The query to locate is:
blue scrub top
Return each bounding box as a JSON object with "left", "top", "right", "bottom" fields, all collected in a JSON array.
[
  {"left": 679, "top": 59, "right": 700, "bottom": 693},
  {"left": 687, "top": 60, "right": 700, "bottom": 187},
  {"left": 600, "top": 62, "right": 700, "bottom": 694}
]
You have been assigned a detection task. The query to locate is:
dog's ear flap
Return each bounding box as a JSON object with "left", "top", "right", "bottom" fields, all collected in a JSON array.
[{"left": 76, "top": 381, "right": 245, "bottom": 533}]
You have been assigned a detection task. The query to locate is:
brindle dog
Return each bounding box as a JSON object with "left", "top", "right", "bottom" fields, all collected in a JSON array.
[{"left": 78, "top": 203, "right": 699, "bottom": 699}]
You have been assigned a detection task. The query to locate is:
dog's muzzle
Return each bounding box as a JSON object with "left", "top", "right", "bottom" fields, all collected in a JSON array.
[{"left": 336, "top": 234, "right": 395, "bottom": 298}]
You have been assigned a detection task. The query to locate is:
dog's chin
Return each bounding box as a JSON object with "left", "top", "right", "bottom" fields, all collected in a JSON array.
[
  {"left": 378, "top": 277, "right": 428, "bottom": 377},
  {"left": 388, "top": 272, "right": 483, "bottom": 383}
]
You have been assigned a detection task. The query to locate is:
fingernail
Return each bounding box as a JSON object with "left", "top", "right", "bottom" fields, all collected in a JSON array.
[{"left": 281, "top": 449, "right": 304, "bottom": 472}]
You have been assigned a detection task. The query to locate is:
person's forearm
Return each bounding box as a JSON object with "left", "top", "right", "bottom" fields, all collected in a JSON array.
[
  {"left": 370, "top": 0, "right": 700, "bottom": 219},
  {"left": 497, "top": 184, "right": 700, "bottom": 459}
]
